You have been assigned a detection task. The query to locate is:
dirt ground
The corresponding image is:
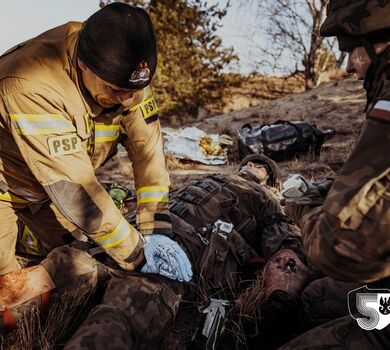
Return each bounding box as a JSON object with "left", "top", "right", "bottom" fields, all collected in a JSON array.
[{"left": 96, "top": 75, "right": 366, "bottom": 190}]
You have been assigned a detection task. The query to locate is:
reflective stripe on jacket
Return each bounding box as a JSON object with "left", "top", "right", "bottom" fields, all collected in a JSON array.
[{"left": 0, "top": 22, "right": 170, "bottom": 269}]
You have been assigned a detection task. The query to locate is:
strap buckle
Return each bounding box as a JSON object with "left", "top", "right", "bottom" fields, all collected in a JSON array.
[
  {"left": 180, "top": 192, "right": 202, "bottom": 205},
  {"left": 195, "top": 181, "right": 214, "bottom": 192},
  {"left": 197, "top": 232, "right": 210, "bottom": 245},
  {"left": 170, "top": 202, "right": 188, "bottom": 217}
]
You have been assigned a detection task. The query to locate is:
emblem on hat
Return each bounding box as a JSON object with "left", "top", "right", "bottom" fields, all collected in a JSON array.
[{"left": 129, "top": 61, "right": 150, "bottom": 84}]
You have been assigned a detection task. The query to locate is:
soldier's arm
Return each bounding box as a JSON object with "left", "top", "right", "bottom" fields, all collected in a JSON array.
[
  {"left": 287, "top": 118, "right": 390, "bottom": 283},
  {"left": 248, "top": 184, "right": 304, "bottom": 260},
  {"left": 121, "top": 87, "right": 172, "bottom": 237},
  {"left": 1, "top": 83, "right": 144, "bottom": 270}
]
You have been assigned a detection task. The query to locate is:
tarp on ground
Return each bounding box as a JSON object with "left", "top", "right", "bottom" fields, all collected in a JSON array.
[{"left": 162, "top": 127, "right": 228, "bottom": 165}]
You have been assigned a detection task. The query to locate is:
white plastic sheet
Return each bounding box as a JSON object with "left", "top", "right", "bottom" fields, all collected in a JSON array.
[{"left": 162, "top": 126, "right": 227, "bottom": 165}]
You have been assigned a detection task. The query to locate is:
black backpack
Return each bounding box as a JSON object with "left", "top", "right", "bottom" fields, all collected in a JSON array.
[{"left": 237, "top": 120, "right": 335, "bottom": 161}]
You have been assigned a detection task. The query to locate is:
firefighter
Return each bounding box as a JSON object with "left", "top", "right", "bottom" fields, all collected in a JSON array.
[{"left": 0, "top": 3, "right": 191, "bottom": 281}]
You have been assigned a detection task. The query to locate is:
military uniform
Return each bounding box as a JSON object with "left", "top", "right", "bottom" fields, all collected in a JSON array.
[
  {"left": 281, "top": 1, "right": 390, "bottom": 348},
  {"left": 64, "top": 171, "right": 304, "bottom": 349},
  {"left": 0, "top": 22, "right": 171, "bottom": 273},
  {"left": 286, "top": 1, "right": 390, "bottom": 284}
]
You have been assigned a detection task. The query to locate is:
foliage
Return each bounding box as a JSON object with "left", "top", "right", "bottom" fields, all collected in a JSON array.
[{"left": 100, "top": 0, "right": 241, "bottom": 121}]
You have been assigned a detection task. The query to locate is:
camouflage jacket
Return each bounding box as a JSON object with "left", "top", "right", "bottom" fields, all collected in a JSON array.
[
  {"left": 166, "top": 171, "right": 303, "bottom": 287},
  {"left": 286, "top": 60, "right": 390, "bottom": 283}
]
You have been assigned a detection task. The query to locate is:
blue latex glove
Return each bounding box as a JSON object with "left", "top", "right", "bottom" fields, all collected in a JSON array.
[{"left": 140, "top": 234, "right": 193, "bottom": 282}]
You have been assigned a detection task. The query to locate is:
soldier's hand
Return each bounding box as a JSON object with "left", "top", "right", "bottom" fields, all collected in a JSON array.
[
  {"left": 312, "top": 178, "right": 334, "bottom": 197},
  {"left": 140, "top": 234, "right": 193, "bottom": 282},
  {"left": 284, "top": 185, "right": 327, "bottom": 225},
  {"left": 282, "top": 174, "right": 311, "bottom": 199}
]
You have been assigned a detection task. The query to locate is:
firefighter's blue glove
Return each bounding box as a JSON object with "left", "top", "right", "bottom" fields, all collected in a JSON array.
[{"left": 140, "top": 234, "right": 193, "bottom": 282}]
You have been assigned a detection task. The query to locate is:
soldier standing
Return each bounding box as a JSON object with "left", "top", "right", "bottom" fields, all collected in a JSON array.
[{"left": 281, "top": 0, "right": 390, "bottom": 348}]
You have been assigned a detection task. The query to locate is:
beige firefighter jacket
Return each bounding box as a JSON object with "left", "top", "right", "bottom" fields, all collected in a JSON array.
[{"left": 0, "top": 22, "right": 171, "bottom": 270}]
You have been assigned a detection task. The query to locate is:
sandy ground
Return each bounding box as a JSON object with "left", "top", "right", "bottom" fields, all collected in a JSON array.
[{"left": 96, "top": 76, "right": 366, "bottom": 190}]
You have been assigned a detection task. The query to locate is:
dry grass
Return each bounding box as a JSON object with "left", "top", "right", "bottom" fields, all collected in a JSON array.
[
  {"left": 225, "top": 272, "right": 266, "bottom": 349},
  {"left": 166, "top": 271, "right": 267, "bottom": 350},
  {"left": 0, "top": 287, "right": 94, "bottom": 350},
  {"left": 221, "top": 73, "right": 305, "bottom": 114},
  {"left": 315, "top": 68, "right": 349, "bottom": 87}
]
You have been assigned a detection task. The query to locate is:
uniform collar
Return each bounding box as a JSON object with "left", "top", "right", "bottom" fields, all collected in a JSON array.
[
  {"left": 66, "top": 23, "right": 105, "bottom": 118},
  {"left": 237, "top": 169, "right": 261, "bottom": 184},
  {"left": 364, "top": 47, "right": 390, "bottom": 112}
]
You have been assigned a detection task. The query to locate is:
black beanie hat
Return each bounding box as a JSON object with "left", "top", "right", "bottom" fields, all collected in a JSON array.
[{"left": 78, "top": 3, "right": 157, "bottom": 89}]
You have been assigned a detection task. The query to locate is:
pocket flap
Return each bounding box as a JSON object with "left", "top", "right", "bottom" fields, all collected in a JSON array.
[{"left": 73, "top": 113, "right": 92, "bottom": 140}]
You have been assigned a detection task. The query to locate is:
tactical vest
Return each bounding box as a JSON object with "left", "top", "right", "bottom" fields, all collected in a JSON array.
[{"left": 167, "top": 174, "right": 296, "bottom": 289}]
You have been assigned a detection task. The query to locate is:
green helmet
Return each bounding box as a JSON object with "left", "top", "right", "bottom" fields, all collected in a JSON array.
[
  {"left": 320, "top": 0, "right": 390, "bottom": 51},
  {"left": 239, "top": 154, "right": 282, "bottom": 189}
]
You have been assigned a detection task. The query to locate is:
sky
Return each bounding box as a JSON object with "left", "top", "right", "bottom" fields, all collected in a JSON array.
[
  {"left": 0, "top": 0, "right": 258, "bottom": 74},
  {"left": 0, "top": 0, "right": 99, "bottom": 53}
]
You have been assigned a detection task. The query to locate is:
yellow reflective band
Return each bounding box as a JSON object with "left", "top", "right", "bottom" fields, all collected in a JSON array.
[
  {"left": 139, "top": 96, "right": 159, "bottom": 120},
  {"left": 83, "top": 113, "right": 93, "bottom": 135},
  {"left": 94, "top": 124, "right": 120, "bottom": 143},
  {"left": 129, "top": 88, "right": 159, "bottom": 120},
  {"left": 137, "top": 186, "right": 169, "bottom": 204},
  {"left": 0, "top": 191, "right": 29, "bottom": 203},
  {"left": 20, "top": 225, "right": 41, "bottom": 256},
  {"left": 93, "top": 218, "right": 131, "bottom": 249},
  {"left": 10, "top": 114, "right": 75, "bottom": 135}
]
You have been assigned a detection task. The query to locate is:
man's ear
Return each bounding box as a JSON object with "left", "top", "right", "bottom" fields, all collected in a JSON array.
[
  {"left": 78, "top": 58, "right": 88, "bottom": 71},
  {"left": 247, "top": 161, "right": 255, "bottom": 168}
]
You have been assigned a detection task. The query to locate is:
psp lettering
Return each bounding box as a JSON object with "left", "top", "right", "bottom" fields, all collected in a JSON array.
[
  {"left": 48, "top": 134, "right": 82, "bottom": 157},
  {"left": 348, "top": 285, "right": 390, "bottom": 330},
  {"left": 52, "top": 136, "right": 78, "bottom": 152},
  {"left": 143, "top": 98, "right": 157, "bottom": 114}
]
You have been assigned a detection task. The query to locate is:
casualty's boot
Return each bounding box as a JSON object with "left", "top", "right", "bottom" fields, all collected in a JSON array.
[{"left": 0, "top": 245, "right": 109, "bottom": 331}]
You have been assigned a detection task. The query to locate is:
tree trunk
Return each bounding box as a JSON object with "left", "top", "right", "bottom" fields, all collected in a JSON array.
[{"left": 303, "top": 1, "right": 328, "bottom": 90}]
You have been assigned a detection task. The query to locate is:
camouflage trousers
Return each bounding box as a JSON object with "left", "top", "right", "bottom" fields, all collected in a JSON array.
[
  {"left": 301, "top": 277, "right": 360, "bottom": 326},
  {"left": 279, "top": 313, "right": 390, "bottom": 349},
  {"left": 0, "top": 245, "right": 109, "bottom": 337},
  {"left": 280, "top": 277, "right": 390, "bottom": 349},
  {"left": 64, "top": 272, "right": 184, "bottom": 350}
]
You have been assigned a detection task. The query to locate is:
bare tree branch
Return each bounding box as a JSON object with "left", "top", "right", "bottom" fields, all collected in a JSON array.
[{"left": 239, "top": 0, "right": 337, "bottom": 89}]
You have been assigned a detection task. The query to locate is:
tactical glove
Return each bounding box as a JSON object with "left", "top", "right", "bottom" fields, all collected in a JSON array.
[
  {"left": 282, "top": 174, "right": 311, "bottom": 199},
  {"left": 140, "top": 234, "right": 193, "bottom": 282}
]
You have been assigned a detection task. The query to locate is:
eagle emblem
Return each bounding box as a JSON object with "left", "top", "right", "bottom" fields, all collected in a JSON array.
[{"left": 129, "top": 61, "right": 150, "bottom": 84}]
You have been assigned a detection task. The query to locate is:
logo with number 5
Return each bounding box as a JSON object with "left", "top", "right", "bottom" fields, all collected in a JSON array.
[{"left": 348, "top": 285, "right": 390, "bottom": 330}]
